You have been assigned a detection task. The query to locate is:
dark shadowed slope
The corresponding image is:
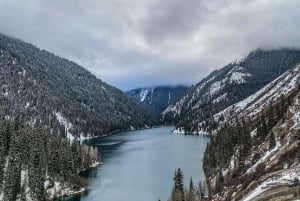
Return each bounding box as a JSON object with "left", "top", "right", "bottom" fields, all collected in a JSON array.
[{"left": 0, "top": 33, "right": 158, "bottom": 138}]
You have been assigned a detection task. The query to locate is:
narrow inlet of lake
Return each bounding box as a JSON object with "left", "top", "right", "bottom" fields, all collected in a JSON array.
[{"left": 58, "top": 127, "right": 210, "bottom": 201}]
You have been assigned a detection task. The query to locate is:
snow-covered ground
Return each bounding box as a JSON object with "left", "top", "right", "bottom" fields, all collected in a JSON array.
[
  {"left": 243, "top": 166, "right": 300, "bottom": 201},
  {"left": 214, "top": 64, "right": 300, "bottom": 127},
  {"left": 139, "top": 88, "right": 150, "bottom": 102},
  {"left": 55, "top": 111, "right": 75, "bottom": 140},
  {"left": 46, "top": 180, "right": 85, "bottom": 200},
  {"left": 246, "top": 136, "right": 281, "bottom": 174},
  {"left": 46, "top": 160, "right": 101, "bottom": 200}
]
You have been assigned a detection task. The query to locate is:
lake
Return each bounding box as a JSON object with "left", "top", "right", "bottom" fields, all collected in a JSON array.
[{"left": 59, "top": 127, "right": 210, "bottom": 201}]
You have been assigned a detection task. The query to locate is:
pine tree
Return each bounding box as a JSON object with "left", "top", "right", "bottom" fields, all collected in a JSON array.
[
  {"left": 215, "top": 168, "right": 224, "bottom": 193},
  {"left": 171, "top": 168, "right": 185, "bottom": 201},
  {"left": 187, "top": 177, "right": 195, "bottom": 201},
  {"left": 0, "top": 121, "right": 6, "bottom": 190},
  {"left": 269, "top": 131, "right": 276, "bottom": 150}
]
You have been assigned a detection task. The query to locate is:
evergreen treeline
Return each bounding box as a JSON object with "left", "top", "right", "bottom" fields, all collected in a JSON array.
[
  {"left": 0, "top": 33, "right": 158, "bottom": 139},
  {"left": 0, "top": 116, "right": 98, "bottom": 201},
  {"left": 203, "top": 88, "right": 299, "bottom": 195},
  {"left": 167, "top": 168, "right": 206, "bottom": 201},
  {"left": 163, "top": 49, "right": 300, "bottom": 133}
]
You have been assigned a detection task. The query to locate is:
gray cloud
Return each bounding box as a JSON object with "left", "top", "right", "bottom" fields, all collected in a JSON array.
[
  {"left": 140, "top": 0, "right": 206, "bottom": 43},
  {"left": 0, "top": 0, "right": 299, "bottom": 90}
]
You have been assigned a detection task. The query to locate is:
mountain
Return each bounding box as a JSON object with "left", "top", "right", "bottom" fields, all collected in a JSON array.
[
  {"left": 0, "top": 33, "right": 158, "bottom": 139},
  {"left": 163, "top": 48, "right": 300, "bottom": 134},
  {"left": 203, "top": 63, "right": 300, "bottom": 200},
  {"left": 0, "top": 33, "right": 158, "bottom": 200},
  {"left": 126, "top": 86, "right": 188, "bottom": 113}
]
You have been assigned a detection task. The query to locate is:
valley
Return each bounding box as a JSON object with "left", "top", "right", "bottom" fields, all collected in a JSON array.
[{"left": 0, "top": 32, "right": 300, "bottom": 201}]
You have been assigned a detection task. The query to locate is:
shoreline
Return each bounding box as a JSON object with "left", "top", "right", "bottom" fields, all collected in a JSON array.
[
  {"left": 49, "top": 161, "right": 101, "bottom": 201},
  {"left": 52, "top": 126, "right": 176, "bottom": 200},
  {"left": 48, "top": 188, "right": 87, "bottom": 201},
  {"left": 79, "top": 125, "right": 168, "bottom": 141}
]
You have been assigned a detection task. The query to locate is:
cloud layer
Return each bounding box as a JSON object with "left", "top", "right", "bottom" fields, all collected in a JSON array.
[{"left": 0, "top": 0, "right": 299, "bottom": 90}]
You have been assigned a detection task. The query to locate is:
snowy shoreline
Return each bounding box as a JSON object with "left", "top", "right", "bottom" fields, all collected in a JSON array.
[
  {"left": 172, "top": 127, "right": 212, "bottom": 136},
  {"left": 48, "top": 161, "right": 101, "bottom": 200}
]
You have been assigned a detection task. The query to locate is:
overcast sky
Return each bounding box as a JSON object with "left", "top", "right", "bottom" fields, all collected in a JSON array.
[{"left": 0, "top": 0, "right": 300, "bottom": 90}]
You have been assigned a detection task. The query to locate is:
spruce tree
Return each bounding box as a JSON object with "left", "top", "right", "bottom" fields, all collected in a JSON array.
[
  {"left": 187, "top": 177, "right": 195, "bottom": 201},
  {"left": 172, "top": 168, "right": 185, "bottom": 201},
  {"left": 269, "top": 131, "right": 276, "bottom": 150},
  {"left": 0, "top": 121, "right": 6, "bottom": 190}
]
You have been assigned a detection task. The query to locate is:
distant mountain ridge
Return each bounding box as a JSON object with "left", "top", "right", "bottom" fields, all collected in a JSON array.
[
  {"left": 127, "top": 85, "right": 188, "bottom": 112},
  {"left": 163, "top": 48, "right": 300, "bottom": 134},
  {"left": 0, "top": 33, "right": 158, "bottom": 138}
]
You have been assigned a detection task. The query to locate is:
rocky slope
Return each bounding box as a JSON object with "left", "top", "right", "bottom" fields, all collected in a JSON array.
[
  {"left": 162, "top": 49, "right": 300, "bottom": 135},
  {"left": 127, "top": 85, "right": 188, "bottom": 113},
  {"left": 203, "top": 63, "right": 300, "bottom": 201}
]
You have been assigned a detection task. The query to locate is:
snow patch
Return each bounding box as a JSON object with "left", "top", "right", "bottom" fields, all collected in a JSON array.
[
  {"left": 208, "top": 81, "right": 222, "bottom": 95},
  {"left": 246, "top": 136, "right": 281, "bottom": 174},
  {"left": 213, "top": 93, "right": 227, "bottom": 104},
  {"left": 229, "top": 71, "right": 251, "bottom": 84},
  {"left": 54, "top": 112, "right": 74, "bottom": 140},
  {"left": 25, "top": 102, "right": 30, "bottom": 109},
  {"left": 243, "top": 166, "right": 300, "bottom": 201},
  {"left": 139, "top": 89, "right": 150, "bottom": 102},
  {"left": 3, "top": 91, "right": 8, "bottom": 97},
  {"left": 101, "top": 85, "right": 106, "bottom": 91},
  {"left": 46, "top": 180, "right": 85, "bottom": 199},
  {"left": 250, "top": 129, "right": 257, "bottom": 138}
]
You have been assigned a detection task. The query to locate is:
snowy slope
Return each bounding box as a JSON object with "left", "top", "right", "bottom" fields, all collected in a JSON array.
[
  {"left": 205, "top": 67, "right": 300, "bottom": 200},
  {"left": 231, "top": 90, "right": 300, "bottom": 201},
  {"left": 127, "top": 85, "right": 188, "bottom": 112},
  {"left": 163, "top": 48, "right": 300, "bottom": 134},
  {"left": 214, "top": 64, "right": 300, "bottom": 129},
  {"left": 0, "top": 32, "right": 158, "bottom": 138}
]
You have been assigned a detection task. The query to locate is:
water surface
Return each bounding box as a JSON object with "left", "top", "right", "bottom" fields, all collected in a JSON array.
[{"left": 61, "top": 127, "right": 209, "bottom": 201}]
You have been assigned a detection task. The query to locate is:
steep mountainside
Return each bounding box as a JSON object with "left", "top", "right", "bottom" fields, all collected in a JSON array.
[
  {"left": 163, "top": 48, "right": 300, "bottom": 135},
  {"left": 213, "top": 64, "right": 300, "bottom": 129},
  {"left": 0, "top": 33, "right": 158, "bottom": 139},
  {"left": 203, "top": 63, "right": 300, "bottom": 200},
  {"left": 127, "top": 86, "right": 188, "bottom": 112}
]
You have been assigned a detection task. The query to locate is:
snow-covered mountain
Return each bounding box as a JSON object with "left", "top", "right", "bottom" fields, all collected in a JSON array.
[
  {"left": 163, "top": 48, "right": 300, "bottom": 134},
  {"left": 0, "top": 33, "right": 158, "bottom": 138},
  {"left": 214, "top": 64, "right": 300, "bottom": 126},
  {"left": 203, "top": 63, "right": 300, "bottom": 200},
  {"left": 127, "top": 86, "right": 188, "bottom": 112}
]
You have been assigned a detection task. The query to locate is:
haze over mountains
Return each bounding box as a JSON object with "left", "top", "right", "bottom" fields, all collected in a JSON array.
[
  {"left": 1, "top": 30, "right": 300, "bottom": 201},
  {"left": 126, "top": 86, "right": 188, "bottom": 113}
]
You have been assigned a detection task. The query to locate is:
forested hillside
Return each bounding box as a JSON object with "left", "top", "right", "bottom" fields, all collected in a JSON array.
[
  {"left": 0, "top": 33, "right": 158, "bottom": 139},
  {"left": 0, "top": 116, "right": 98, "bottom": 200},
  {"left": 0, "top": 32, "right": 160, "bottom": 200},
  {"left": 127, "top": 86, "right": 188, "bottom": 112},
  {"left": 163, "top": 49, "right": 300, "bottom": 135},
  {"left": 203, "top": 63, "right": 300, "bottom": 200}
]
